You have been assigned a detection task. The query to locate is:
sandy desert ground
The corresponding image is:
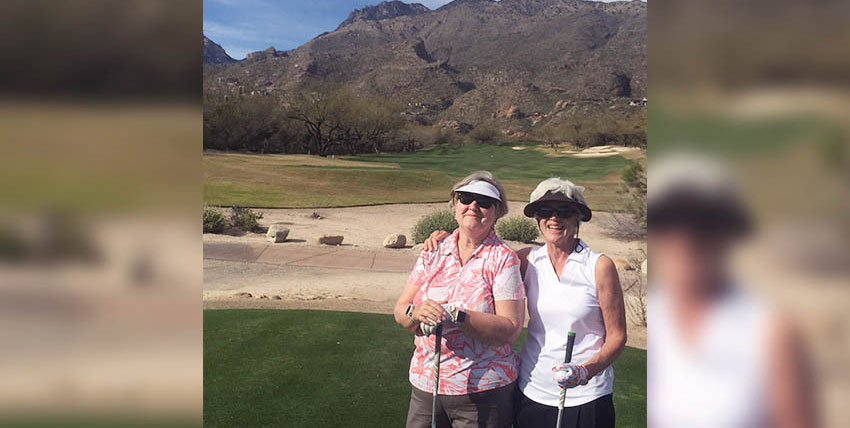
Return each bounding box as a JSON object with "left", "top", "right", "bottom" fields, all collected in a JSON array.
[{"left": 203, "top": 201, "right": 648, "bottom": 348}]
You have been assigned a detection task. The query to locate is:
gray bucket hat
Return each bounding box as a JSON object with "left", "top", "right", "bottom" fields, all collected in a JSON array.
[{"left": 523, "top": 178, "right": 592, "bottom": 221}]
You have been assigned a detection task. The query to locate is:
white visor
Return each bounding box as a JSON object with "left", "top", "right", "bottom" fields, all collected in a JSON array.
[{"left": 455, "top": 180, "right": 501, "bottom": 201}]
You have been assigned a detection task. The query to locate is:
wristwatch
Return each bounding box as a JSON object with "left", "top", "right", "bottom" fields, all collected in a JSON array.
[
  {"left": 405, "top": 304, "right": 416, "bottom": 322},
  {"left": 452, "top": 308, "right": 467, "bottom": 326}
]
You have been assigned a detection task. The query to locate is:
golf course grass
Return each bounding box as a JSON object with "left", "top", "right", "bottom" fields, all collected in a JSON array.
[
  {"left": 204, "top": 309, "right": 646, "bottom": 428},
  {"left": 204, "top": 144, "right": 636, "bottom": 211}
]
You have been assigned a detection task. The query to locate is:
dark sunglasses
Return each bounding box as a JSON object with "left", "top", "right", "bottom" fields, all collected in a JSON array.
[
  {"left": 535, "top": 206, "right": 577, "bottom": 219},
  {"left": 457, "top": 192, "right": 497, "bottom": 209}
]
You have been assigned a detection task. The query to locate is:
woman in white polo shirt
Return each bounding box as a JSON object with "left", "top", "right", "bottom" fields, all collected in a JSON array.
[
  {"left": 514, "top": 178, "right": 626, "bottom": 428},
  {"left": 425, "top": 177, "right": 627, "bottom": 427}
]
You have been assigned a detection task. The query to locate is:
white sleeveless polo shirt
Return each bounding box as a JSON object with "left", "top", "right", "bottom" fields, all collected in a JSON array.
[
  {"left": 648, "top": 287, "right": 771, "bottom": 428},
  {"left": 518, "top": 240, "right": 614, "bottom": 407}
]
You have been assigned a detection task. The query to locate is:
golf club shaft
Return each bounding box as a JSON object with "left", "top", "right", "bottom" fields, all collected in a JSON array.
[
  {"left": 431, "top": 324, "right": 443, "bottom": 428},
  {"left": 555, "top": 331, "right": 577, "bottom": 428}
]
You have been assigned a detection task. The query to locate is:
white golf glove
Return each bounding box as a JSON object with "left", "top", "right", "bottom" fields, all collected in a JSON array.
[
  {"left": 552, "top": 363, "right": 589, "bottom": 389},
  {"left": 418, "top": 304, "right": 456, "bottom": 335}
]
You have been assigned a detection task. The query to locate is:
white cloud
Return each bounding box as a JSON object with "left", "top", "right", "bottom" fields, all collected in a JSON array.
[{"left": 204, "top": 20, "right": 261, "bottom": 43}]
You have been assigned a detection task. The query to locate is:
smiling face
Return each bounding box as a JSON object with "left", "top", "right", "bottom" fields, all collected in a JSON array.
[
  {"left": 454, "top": 192, "right": 498, "bottom": 235},
  {"left": 535, "top": 202, "right": 580, "bottom": 247}
]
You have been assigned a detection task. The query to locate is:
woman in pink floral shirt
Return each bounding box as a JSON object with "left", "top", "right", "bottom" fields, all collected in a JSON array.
[{"left": 394, "top": 171, "right": 526, "bottom": 428}]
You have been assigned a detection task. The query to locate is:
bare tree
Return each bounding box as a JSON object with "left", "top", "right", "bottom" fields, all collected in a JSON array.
[{"left": 287, "top": 84, "right": 403, "bottom": 156}]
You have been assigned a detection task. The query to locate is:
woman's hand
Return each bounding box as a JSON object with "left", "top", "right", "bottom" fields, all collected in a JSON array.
[
  {"left": 553, "top": 363, "right": 589, "bottom": 389},
  {"left": 423, "top": 230, "right": 451, "bottom": 252},
  {"left": 412, "top": 299, "right": 451, "bottom": 326}
]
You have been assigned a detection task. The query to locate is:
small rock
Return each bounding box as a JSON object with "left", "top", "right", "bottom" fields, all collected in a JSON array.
[
  {"left": 315, "top": 234, "right": 344, "bottom": 245},
  {"left": 273, "top": 295, "right": 282, "bottom": 300},
  {"left": 383, "top": 233, "right": 407, "bottom": 248},
  {"left": 234, "top": 292, "right": 253, "bottom": 298},
  {"left": 260, "top": 294, "right": 268, "bottom": 299},
  {"left": 309, "top": 211, "right": 323, "bottom": 219},
  {"left": 640, "top": 259, "right": 648, "bottom": 276},
  {"left": 267, "top": 223, "right": 290, "bottom": 243}
]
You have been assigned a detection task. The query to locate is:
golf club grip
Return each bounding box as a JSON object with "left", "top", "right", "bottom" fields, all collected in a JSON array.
[
  {"left": 563, "top": 331, "right": 576, "bottom": 363},
  {"left": 434, "top": 324, "right": 442, "bottom": 360}
]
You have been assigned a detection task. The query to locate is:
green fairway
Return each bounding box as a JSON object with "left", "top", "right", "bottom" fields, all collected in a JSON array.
[
  {"left": 345, "top": 144, "right": 631, "bottom": 181},
  {"left": 204, "top": 144, "right": 636, "bottom": 211},
  {"left": 204, "top": 309, "right": 646, "bottom": 428}
]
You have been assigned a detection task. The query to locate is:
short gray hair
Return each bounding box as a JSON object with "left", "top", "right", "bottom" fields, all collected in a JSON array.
[{"left": 449, "top": 171, "right": 509, "bottom": 219}]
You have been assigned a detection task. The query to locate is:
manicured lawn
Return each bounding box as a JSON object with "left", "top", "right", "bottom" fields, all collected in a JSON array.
[
  {"left": 204, "top": 309, "right": 646, "bottom": 428},
  {"left": 345, "top": 143, "right": 631, "bottom": 181},
  {"left": 204, "top": 144, "right": 636, "bottom": 211}
]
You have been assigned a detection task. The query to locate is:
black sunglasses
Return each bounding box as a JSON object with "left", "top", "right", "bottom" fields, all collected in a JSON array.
[
  {"left": 457, "top": 192, "right": 497, "bottom": 209},
  {"left": 535, "top": 206, "right": 577, "bottom": 219}
]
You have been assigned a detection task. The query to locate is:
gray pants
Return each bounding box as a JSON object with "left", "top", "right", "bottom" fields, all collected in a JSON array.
[{"left": 406, "top": 383, "right": 515, "bottom": 428}]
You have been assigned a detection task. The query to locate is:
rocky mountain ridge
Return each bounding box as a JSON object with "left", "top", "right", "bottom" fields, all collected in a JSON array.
[{"left": 204, "top": 0, "right": 646, "bottom": 126}]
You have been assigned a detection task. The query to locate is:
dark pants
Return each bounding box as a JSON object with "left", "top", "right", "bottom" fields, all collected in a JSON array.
[
  {"left": 514, "top": 389, "right": 615, "bottom": 428},
  {"left": 406, "top": 383, "right": 515, "bottom": 428}
]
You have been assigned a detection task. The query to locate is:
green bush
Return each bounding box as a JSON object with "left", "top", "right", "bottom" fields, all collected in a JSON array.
[
  {"left": 230, "top": 206, "right": 264, "bottom": 232},
  {"left": 622, "top": 162, "right": 647, "bottom": 228},
  {"left": 203, "top": 206, "right": 227, "bottom": 233},
  {"left": 496, "top": 217, "right": 539, "bottom": 242},
  {"left": 412, "top": 210, "right": 458, "bottom": 244},
  {"left": 467, "top": 125, "right": 500, "bottom": 144}
]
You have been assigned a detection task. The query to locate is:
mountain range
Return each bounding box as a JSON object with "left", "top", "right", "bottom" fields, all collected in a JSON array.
[{"left": 203, "top": 0, "right": 646, "bottom": 126}]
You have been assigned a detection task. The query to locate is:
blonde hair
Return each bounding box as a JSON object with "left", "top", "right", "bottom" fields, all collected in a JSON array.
[{"left": 450, "top": 171, "right": 509, "bottom": 219}]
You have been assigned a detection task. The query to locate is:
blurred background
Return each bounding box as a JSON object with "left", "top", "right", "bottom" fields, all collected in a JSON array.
[
  {"left": 650, "top": 0, "right": 849, "bottom": 427},
  {"left": 0, "top": 1, "right": 200, "bottom": 427},
  {"left": 2, "top": 0, "right": 849, "bottom": 427}
]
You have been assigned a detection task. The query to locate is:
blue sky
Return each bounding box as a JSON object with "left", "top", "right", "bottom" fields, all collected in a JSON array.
[
  {"left": 204, "top": 0, "right": 456, "bottom": 59},
  {"left": 203, "top": 0, "right": 627, "bottom": 59}
]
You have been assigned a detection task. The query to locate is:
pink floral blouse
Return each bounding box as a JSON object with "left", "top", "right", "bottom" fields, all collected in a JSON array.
[{"left": 407, "top": 229, "right": 525, "bottom": 395}]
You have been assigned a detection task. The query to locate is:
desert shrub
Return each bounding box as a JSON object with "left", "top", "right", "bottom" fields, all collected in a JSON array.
[
  {"left": 621, "top": 256, "right": 647, "bottom": 327},
  {"left": 532, "top": 109, "right": 646, "bottom": 149},
  {"left": 412, "top": 210, "right": 458, "bottom": 244},
  {"left": 203, "top": 94, "right": 304, "bottom": 154},
  {"left": 230, "top": 206, "right": 264, "bottom": 232},
  {"left": 467, "top": 125, "right": 500, "bottom": 144},
  {"left": 203, "top": 206, "right": 227, "bottom": 233},
  {"left": 621, "top": 162, "right": 647, "bottom": 228},
  {"left": 596, "top": 212, "right": 645, "bottom": 241},
  {"left": 496, "top": 217, "right": 539, "bottom": 242}
]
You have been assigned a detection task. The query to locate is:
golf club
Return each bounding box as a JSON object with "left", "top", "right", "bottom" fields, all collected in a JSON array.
[
  {"left": 555, "top": 331, "right": 577, "bottom": 428},
  {"left": 431, "top": 323, "right": 443, "bottom": 428}
]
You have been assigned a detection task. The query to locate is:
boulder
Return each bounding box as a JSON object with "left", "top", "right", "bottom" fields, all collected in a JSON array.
[
  {"left": 383, "top": 233, "right": 407, "bottom": 248},
  {"left": 234, "top": 292, "right": 253, "bottom": 298},
  {"left": 316, "top": 234, "right": 344, "bottom": 246},
  {"left": 496, "top": 104, "right": 523, "bottom": 119},
  {"left": 267, "top": 223, "right": 290, "bottom": 243}
]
